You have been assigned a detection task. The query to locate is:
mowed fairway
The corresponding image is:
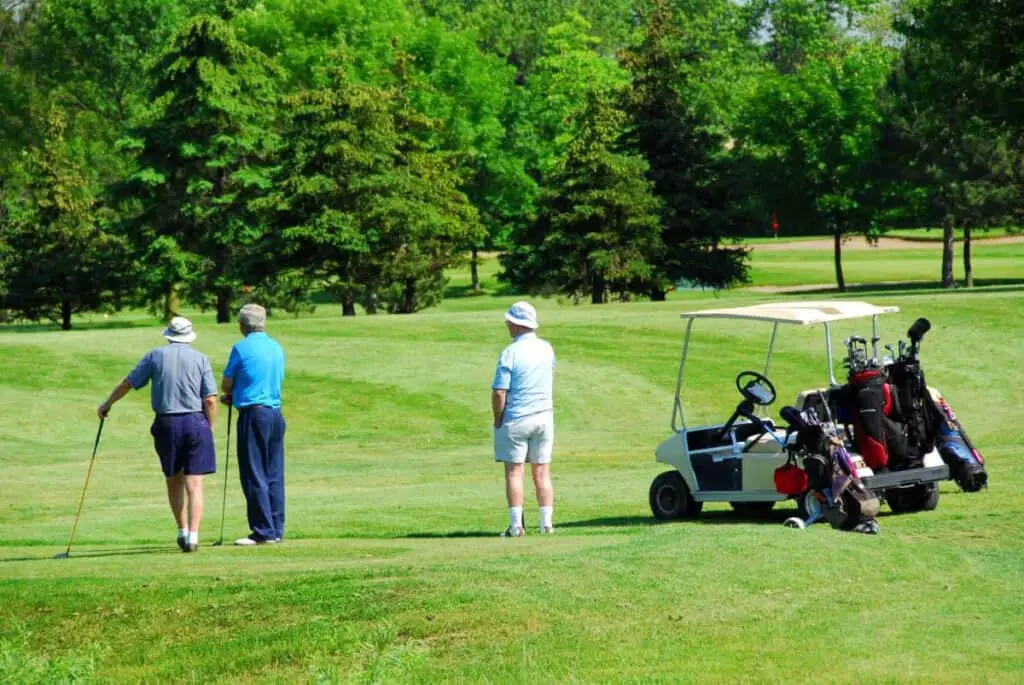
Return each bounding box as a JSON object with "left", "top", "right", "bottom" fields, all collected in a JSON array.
[{"left": 1, "top": 244, "right": 1023, "bottom": 683}]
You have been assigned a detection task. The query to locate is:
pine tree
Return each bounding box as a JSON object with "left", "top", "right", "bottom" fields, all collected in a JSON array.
[
  {"left": 502, "top": 91, "right": 663, "bottom": 304},
  {"left": 1, "top": 106, "right": 128, "bottom": 329},
  {"left": 115, "top": 14, "right": 278, "bottom": 322}
]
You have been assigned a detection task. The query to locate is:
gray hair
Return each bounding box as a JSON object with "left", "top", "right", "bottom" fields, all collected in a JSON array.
[{"left": 239, "top": 303, "right": 267, "bottom": 333}]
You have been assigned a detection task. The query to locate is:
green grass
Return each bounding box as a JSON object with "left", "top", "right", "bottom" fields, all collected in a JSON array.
[
  {"left": 2, "top": 248, "right": 1024, "bottom": 683},
  {"left": 747, "top": 241, "right": 1024, "bottom": 288}
]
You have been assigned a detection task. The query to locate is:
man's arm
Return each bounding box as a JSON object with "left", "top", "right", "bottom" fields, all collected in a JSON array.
[
  {"left": 98, "top": 379, "right": 133, "bottom": 418},
  {"left": 492, "top": 389, "right": 506, "bottom": 429},
  {"left": 203, "top": 394, "right": 218, "bottom": 429},
  {"left": 220, "top": 376, "right": 234, "bottom": 405}
]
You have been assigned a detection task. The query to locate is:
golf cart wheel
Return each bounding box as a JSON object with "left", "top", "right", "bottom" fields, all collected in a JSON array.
[
  {"left": 729, "top": 501, "right": 776, "bottom": 516},
  {"left": 649, "top": 471, "right": 702, "bottom": 520},
  {"left": 795, "top": 491, "right": 822, "bottom": 522},
  {"left": 887, "top": 483, "right": 940, "bottom": 513}
]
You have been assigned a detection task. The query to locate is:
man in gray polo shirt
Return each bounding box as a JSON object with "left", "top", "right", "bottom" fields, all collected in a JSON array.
[{"left": 98, "top": 316, "right": 218, "bottom": 552}]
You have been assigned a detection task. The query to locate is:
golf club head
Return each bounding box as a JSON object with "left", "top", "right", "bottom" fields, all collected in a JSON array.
[
  {"left": 54, "top": 551, "right": 70, "bottom": 559},
  {"left": 211, "top": 540, "right": 224, "bottom": 547}
]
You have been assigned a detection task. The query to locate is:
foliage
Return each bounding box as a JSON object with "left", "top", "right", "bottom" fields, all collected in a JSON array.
[
  {"left": 0, "top": 107, "right": 129, "bottom": 329},
  {"left": 502, "top": 91, "right": 663, "bottom": 303},
  {"left": 623, "top": 0, "right": 755, "bottom": 294},
  {"left": 115, "top": 13, "right": 280, "bottom": 322}
]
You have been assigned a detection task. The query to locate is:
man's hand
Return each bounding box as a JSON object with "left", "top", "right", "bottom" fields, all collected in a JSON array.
[
  {"left": 219, "top": 394, "right": 232, "bottom": 406},
  {"left": 97, "top": 402, "right": 111, "bottom": 419},
  {"left": 491, "top": 389, "right": 506, "bottom": 429}
]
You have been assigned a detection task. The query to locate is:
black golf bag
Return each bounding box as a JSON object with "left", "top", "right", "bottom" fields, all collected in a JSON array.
[{"left": 838, "top": 369, "right": 909, "bottom": 471}]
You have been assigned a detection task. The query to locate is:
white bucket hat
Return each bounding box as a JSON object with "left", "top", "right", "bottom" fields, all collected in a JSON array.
[
  {"left": 504, "top": 301, "right": 538, "bottom": 329},
  {"left": 163, "top": 316, "right": 197, "bottom": 343}
]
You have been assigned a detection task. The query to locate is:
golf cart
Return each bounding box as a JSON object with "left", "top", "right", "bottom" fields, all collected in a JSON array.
[{"left": 649, "top": 301, "right": 959, "bottom": 524}]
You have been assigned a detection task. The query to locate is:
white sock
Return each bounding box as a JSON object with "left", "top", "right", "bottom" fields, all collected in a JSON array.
[
  {"left": 188, "top": 530, "right": 198, "bottom": 545},
  {"left": 508, "top": 506, "right": 523, "bottom": 530},
  {"left": 540, "top": 506, "right": 553, "bottom": 530},
  {"left": 178, "top": 527, "right": 187, "bottom": 539}
]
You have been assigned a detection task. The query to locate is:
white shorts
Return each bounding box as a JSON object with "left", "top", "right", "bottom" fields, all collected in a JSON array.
[{"left": 494, "top": 411, "right": 554, "bottom": 465}]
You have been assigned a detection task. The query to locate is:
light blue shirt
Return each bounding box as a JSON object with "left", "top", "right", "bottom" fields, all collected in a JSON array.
[
  {"left": 223, "top": 332, "right": 285, "bottom": 409},
  {"left": 127, "top": 343, "right": 217, "bottom": 414},
  {"left": 492, "top": 332, "right": 555, "bottom": 423}
]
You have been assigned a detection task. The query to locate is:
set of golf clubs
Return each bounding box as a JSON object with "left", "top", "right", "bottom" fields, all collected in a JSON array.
[
  {"left": 56, "top": 406, "right": 234, "bottom": 559},
  {"left": 843, "top": 317, "right": 932, "bottom": 375}
]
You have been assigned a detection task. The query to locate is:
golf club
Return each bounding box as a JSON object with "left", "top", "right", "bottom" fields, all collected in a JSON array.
[
  {"left": 213, "top": 403, "right": 233, "bottom": 546},
  {"left": 55, "top": 418, "right": 105, "bottom": 559}
]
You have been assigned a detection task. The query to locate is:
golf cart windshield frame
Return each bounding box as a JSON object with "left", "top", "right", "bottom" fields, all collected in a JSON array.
[{"left": 671, "top": 302, "right": 900, "bottom": 432}]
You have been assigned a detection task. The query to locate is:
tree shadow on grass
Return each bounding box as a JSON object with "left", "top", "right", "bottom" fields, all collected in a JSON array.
[
  {"left": 776, "top": 278, "right": 1024, "bottom": 297},
  {"left": 695, "top": 508, "right": 799, "bottom": 525},
  {"left": 404, "top": 531, "right": 497, "bottom": 539},
  {"left": 0, "top": 545, "right": 175, "bottom": 563},
  {"left": 0, "top": 318, "right": 160, "bottom": 335}
]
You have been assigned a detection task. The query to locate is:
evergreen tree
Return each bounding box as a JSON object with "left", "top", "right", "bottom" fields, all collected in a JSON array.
[
  {"left": 502, "top": 91, "right": 663, "bottom": 304},
  {"left": 622, "top": 0, "right": 751, "bottom": 297},
  {"left": 0, "top": 106, "right": 128, "bottom": 329},
  {"left": 115, "top": 14, "right": 279, "bottom": 322}
]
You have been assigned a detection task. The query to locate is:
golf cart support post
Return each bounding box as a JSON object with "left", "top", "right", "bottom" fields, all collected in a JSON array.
[{"left": 670, "top": 302, "right": 899, "bottom": 433}]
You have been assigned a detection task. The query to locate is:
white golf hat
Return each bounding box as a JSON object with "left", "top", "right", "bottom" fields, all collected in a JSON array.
[
  {"left": 163, "top": 316, "right": 197, "bottom": 343},
  {"left": 504, "top": 301, "right": 538, "bottom": 329}
]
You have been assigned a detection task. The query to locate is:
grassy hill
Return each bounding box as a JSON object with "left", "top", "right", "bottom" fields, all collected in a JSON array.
[{"left": 1, "top": 244, "right": 1023, "bottom": 683}]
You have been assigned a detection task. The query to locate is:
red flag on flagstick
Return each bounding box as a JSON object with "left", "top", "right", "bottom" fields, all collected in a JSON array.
[{"left": 771, "top": 212, "right": 779, "bottom": 238}]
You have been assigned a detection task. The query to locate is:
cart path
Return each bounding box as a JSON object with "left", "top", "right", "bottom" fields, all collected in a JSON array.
[{"left": 750, "top": 235, "right": 1024, "bottom": 251}]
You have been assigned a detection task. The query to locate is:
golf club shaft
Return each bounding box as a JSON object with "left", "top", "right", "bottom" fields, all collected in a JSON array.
[
  {"left": 63, "top": 418, "right": 105, "bottom": 556},
  {"left": 216, "top": 404, "right": 233, "bottom": 544}
]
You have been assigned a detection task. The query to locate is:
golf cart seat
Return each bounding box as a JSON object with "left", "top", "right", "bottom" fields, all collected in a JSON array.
[{"left": 685, "top": 420, "right": 776, "bottom": 452}]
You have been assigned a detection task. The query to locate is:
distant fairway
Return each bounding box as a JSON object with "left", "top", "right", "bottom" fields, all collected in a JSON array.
[{"left": 2, "top": 244, "right": 1023, "bottom": 682}]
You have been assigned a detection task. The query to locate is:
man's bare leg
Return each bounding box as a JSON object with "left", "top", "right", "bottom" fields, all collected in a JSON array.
[
  {"left": 531, "top": 463, "right": 554, "bottom": 531},
  {"left": 184, "top": 475, "right": 204, "bottom": 546},
  {"left": 504, "top": 462, "right": 525, "bottom": 533},
  {"left": 166, "top": 472, "right": 187, "bottom": 530}
]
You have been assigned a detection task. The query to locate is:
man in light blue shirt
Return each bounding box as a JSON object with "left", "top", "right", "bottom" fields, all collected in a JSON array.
[
  {"left": 492, "top": 301, "right": 556, "bottom": 537},
  {"left": 221, "top": 304, "right": 287, "bottom": 546}
]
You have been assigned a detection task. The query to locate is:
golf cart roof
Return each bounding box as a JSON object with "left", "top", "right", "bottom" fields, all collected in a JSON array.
[{"left": 680, "top": 301, "right": 899, "bottom": 326}]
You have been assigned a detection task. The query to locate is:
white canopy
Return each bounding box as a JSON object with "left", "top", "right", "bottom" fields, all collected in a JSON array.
[{"left": 680, "top": 301, "right": 899, "bottom": 325}]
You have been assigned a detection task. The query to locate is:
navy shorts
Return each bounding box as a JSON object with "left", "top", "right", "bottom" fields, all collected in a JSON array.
[{"left": 151, "top": 413, "right": 216, "bottom": 477}]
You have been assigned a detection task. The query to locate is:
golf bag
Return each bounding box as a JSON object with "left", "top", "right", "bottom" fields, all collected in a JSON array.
[
  {"left": 785, "top": 407, "right": 880, "bottom": 533},
  {"left": 840, "top": 369, "right": 909, "bottom": 471},
  {"left": 928, "top": 389, "right": 988, "bottom": 492}
]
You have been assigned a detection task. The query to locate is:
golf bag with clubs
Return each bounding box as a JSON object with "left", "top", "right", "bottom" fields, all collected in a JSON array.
[
  {"left": 885, "top": 318, "right": 988, "bottom": 492},
  {"left": 781, "top": 406, "right": 881, "bottom": 534}
]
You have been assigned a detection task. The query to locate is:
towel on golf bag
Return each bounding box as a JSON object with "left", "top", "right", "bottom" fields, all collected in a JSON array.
[
  {"left": 842, "top": 370, "right": 908, "bottom": 471},
  {"left": 928, "top": 389, "right": 988, "bottom": 492}
]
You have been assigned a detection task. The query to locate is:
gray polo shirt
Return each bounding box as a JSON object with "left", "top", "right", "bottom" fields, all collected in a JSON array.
[{"left": 127, "top": 343, "right": 217, "bottom": 415}]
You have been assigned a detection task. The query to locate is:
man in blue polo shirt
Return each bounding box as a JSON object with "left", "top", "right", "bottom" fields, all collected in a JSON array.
[{"left": 221, "top": 303, "right": 287, "bottom": 546}]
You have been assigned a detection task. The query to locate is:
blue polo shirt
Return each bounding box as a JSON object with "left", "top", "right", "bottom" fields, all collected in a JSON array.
[{"left": 223, "top": 332, "right": 285, "bottom": 408}]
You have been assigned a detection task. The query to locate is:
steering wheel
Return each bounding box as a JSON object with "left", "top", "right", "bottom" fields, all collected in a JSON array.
[
  {"left": 735, "top": 371, "right": 777, "bottom": 406},
  {"left": 716, "top": 371, "right": 778, "bottom": 444}
]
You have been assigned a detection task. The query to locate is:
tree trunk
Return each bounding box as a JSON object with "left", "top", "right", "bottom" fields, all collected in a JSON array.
[
  {"left": 591, "top": 275, "right": 606, "bottom": 304},
  {"left": 342, "top": 294, "right": 356, "bottom": 317},
  {"left": 216, "top": 287, "right": 232, "bottom": 323},
  {"left": 470, "top": 247, "right": 480, "bottom": 293},
  {"left": 963, "top": 226, "right": 973, "bottom": 288},
  {"left": 364, "top": 288, "right": 378, "bottom": 315},
  {"left": 833, "top": 229, "right": 846, "bottom": 292},
  {"left": 941, "top": 218, "right": 955, "bottom": 288},
  {"left": 163, "top": 285, "right": 179, "bottom": 323},
  {"left": 650, "top": 288, "right": 666, "bottom": 301},
  {"left": 61, "top": 299, "right": 72, "bottom": 331},
  {"left": 402, "top": 278, "right": 417, "bottom": 314}
]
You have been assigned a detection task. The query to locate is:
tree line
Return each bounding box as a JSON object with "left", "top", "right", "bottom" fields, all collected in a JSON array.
[{"left": 0, "top": 0, "right": 1020, "bottom": 329}]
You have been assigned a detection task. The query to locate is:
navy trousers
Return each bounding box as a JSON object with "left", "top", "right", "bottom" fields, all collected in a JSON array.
[{"left": 236, "top": 406, "right": 287, "bottom": 541}]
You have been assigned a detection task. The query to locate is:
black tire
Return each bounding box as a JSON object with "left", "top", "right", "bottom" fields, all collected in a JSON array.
[
  {"left": 649, "top": 471, "right": 703, "bottom": 520},
  {"left": 887, "top": 483, "right": 940, "bottom": 513},
  {"left": 729, "top": 501, "right": 776, "bottom": 516}
]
